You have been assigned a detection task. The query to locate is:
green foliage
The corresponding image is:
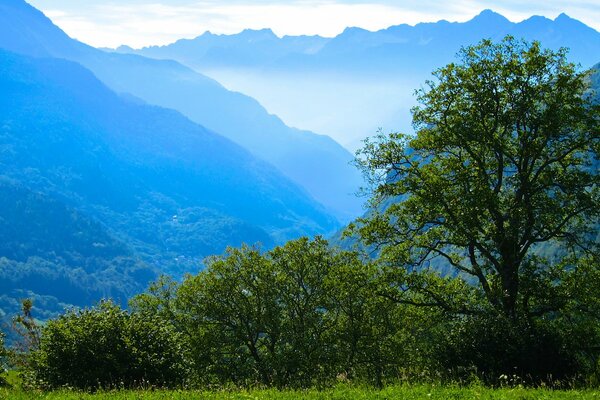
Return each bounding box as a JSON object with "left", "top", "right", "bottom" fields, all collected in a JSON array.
[
  {"left": 132, "top": 237, "right": 425, "bottom": 388},
  {"left": 0, "top": 330, "right": 7, "bottom": 387},
  {"left": 435, "top": 315, "right": 582, "bottom": 385},
  {"left": 557, "top": 253, "right": 600, "bottom": 385},
  {"left": 131, "top": 235, "right": 600, "bottom": 388},
  {"left": 0, "top": 182, "right": 157, "bottom": 331},
  {"left": 15, "top": 238, "right": 600, "bottom": 390},
  {"left": 352, "top": 36, "right": 599, "bottom": 382},
  {"left": 324, "top": 257, "right": 443, "bottom": 386},
  {"left": 174, "top": 238, "right": 346, "bottom": 387},
  {"left": 354, "top": 36, "right": 599, "bottom": 318},
  {"left": 28, "top": 301, "right": 186, "bottom": 390}
]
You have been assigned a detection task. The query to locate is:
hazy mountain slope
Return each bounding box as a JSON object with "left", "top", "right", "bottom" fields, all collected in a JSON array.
[
  {"left": 0, "top": 47, "right": 337, "bottom": 245},
  {"left": 0, "top": 48, "right": 341, "bottom": 323},
  {"left": 124, "top": 10, "right": 600, "bottom": 151},
  {"left": 77, "top": 51, "right": 362, "bottom": 222},
  {"left": 0, "top": 0, "right": 363, "bottom": 222},
  {"left": 0, "top": 0, "right": 88, "bottom": 58}
]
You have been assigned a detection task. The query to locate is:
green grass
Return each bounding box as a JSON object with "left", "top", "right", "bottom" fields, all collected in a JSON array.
[{"left": 1, "top": 385, "right": 599, "bottom": 400}]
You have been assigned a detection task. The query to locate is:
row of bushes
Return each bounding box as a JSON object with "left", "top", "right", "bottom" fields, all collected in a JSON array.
[{"left": 5, "top": 237, "right": 598, "bottom": 391}]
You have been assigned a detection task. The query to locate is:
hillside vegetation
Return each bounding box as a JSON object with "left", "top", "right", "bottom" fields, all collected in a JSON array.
[
  {"left": 0, "top": 0, "right": 363, "bottom": 222},
  {"left": 0, "top": 47, "right": 337, "bottom": 324}
]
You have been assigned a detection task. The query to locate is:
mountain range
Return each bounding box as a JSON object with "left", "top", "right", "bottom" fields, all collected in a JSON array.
[
  {"left": 119, "top": 10, "right": 600, "bottom": 150},
  {"left": 0, "top": 45, "right": 338, "bottom": 318},
  {"left": 0, "top": 0, "right": 346, "bottom": 322},
  {"left": 0, "top": 0, "right": 363, "bottom": 222},
  {"left": 128, "top": 10, "right": 600, "bottom": 72}
]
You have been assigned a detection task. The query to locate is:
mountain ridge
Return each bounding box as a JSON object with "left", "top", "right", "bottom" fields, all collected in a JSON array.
[
  {"left": 0, "top": 0, "right": 363, "bottom": 222},
  {"left": 118, "top": 8, "right": 600, "bottom": 151},
  {"left": 0, "top": 46, "right": 339, "bottom": 322}
]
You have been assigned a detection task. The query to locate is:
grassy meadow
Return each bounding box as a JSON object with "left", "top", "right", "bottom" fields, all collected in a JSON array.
[{"left": 2, "top": 385, "right": 600, "bottom": 400}]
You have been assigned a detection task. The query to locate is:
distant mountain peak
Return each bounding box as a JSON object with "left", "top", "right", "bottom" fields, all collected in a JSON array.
[
  {"left": 519, "top": 14, "right": 553, "bottom": 29},
  {"left": 477, "top": 9, "right": 503, "bottom": 17},
  {"left": 470, "top": 9, "right": 511, "bottom": 24},
  {"left": 556, "top": 12, "right": 574, "bottom": 21},
  {"left": 340, "top": 26, "right": 370, "bottom": 36},
  {"left": 239, "top": 28, "right": 277, "bottom": 39},
  {"left": 554, "top": 12, "right": 592, "bottom": 29},
  {"left": 115, "top": 44, "right": 133, "bottom": 52}
]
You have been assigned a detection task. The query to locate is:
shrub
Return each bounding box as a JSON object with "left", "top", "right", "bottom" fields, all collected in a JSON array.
[
  {"left": 29, "top": 301, "right": 186, "bottom": 390},
  {"left": 435, "top": 315, "right": 581, "bottom": 386}
]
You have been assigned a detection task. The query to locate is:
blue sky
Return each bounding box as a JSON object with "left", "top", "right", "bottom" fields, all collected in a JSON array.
[{"left": 27, "top": 0, "right": 600, "bottom": 48}]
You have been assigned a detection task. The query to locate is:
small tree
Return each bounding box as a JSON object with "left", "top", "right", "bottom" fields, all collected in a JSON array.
[
  {"left": 175, "top": 238, "right": 338, "bottom": 387},
  {"left": 353, "top": 36, "right": 599, "bottom": 320},
  {"left": 10, "top": 299, "right": 41, "bottom": 371},
  {"left": 325, "top": 255, "right": 440, "bottom": 387},
  {"left": 176, "top": 244, "right": 281, "bottom": 386},
  {"left": 0, "top": 330, "right": 7, "bottom": 386}
]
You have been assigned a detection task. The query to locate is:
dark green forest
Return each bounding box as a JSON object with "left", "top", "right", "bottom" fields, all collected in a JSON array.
[{"left": 2, "top": 38, "right": 598, "bottom": 392}]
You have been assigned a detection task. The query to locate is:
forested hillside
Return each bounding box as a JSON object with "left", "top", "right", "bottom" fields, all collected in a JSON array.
[
  {"left": 590, "top": 62, "right": 600, "bottom": 102},
  {"left": 0, "top": 0, "right": 363, "bottom": 222},
  {"left": 0, "top": 47, "right": 337, "bottom": 323},
  {"left": 0, "top": 183, "right": 152, "bottom": 323}
]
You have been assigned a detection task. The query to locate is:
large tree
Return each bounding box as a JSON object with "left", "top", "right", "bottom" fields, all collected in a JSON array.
[{"left": 353, "top": 36, "right": 599, "bottom": 319}]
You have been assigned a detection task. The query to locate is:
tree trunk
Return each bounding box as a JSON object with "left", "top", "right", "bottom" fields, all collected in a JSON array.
[{"left": 500, "top": 261, "right": 520, "bottom": 318}]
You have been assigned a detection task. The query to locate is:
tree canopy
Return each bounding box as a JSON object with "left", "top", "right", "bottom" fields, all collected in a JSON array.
[{"left": 353, "top": 36, "right": 599, "bottom": 319}]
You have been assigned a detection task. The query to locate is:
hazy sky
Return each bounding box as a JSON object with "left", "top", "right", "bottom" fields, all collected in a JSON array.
[{"left": 27, "top": 0, "right": 600, "bottom": 48}]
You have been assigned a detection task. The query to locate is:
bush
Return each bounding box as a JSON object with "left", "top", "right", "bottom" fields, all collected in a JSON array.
[
  {"left": 435, "top": 315, "right": 581, "bottom": 386},
  {"left": 28, "top": 301, "right": 186, "bottom": 390}
]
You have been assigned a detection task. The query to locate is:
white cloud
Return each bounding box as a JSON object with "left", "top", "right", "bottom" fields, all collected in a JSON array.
[{"left": 29, "top": 0, "right": 600, "bottom": 48}]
